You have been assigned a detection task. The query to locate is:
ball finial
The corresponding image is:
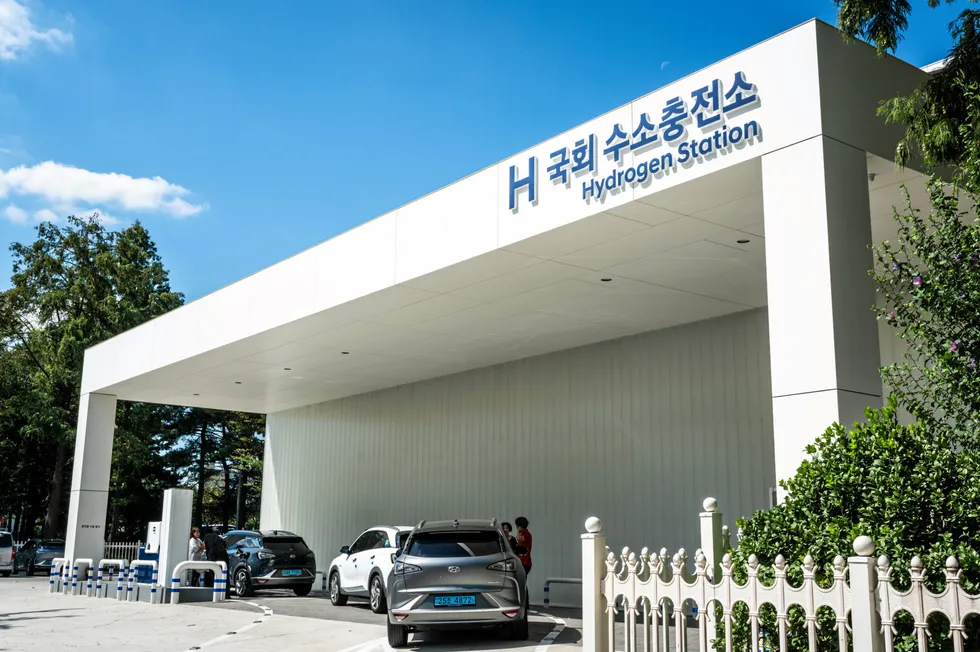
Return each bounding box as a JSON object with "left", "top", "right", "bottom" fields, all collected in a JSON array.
[
  {"left": 853, "top": 536, "right": 875, "bottom": 557},
  {"left": 585, "top": 517, "right": 602, "bottom": 533},
  {"left": 703, "top": 497, "right": 719, "bottom": 513}
]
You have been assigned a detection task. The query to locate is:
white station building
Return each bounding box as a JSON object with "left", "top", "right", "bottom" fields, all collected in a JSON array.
[{"left": 66, "top": 20, "right": 934, "bottom": 603}]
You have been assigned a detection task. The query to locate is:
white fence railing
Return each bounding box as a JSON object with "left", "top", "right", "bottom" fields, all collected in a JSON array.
[
  {"left": 583, "top": 498, "right": 980, "bottom": 652},
  {"left": 14, "top": 541, "right": 142, "bottom": 562}
]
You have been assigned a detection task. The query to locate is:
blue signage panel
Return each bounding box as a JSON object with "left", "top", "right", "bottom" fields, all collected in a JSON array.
[{"left": 508, "top": 71, "right": 762, "bottom": 211}]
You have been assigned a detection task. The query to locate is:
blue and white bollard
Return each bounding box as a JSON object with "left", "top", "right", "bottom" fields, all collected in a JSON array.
[
  {"left": 85, "top": 567, "right": 94, "bottom": 597},
  {"left": 150, "top": 568, "right": 158, "bottom": 605},
  {"left": 170, "top": 575, "right": 181, "bottom": 605},
  {"left": 116, "top": 568, "right": 127, "bottom": 601},
  {"left": 543, "top": 584, "right": 550, "bottom": 607}
]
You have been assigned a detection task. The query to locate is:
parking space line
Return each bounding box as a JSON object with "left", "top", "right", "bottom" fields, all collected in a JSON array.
[
  {"left": 184, "top": 600, "right": 273, "bottom": 650},
  {"left": 531, "top": 611, "right": 566, "bottom": 651}
]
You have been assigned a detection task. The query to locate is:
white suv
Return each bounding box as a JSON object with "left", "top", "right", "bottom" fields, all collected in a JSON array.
[
  {"left": 328, "top": 526, "right": 412, "bottom": 614},
  {"left": 0, "top": 531, "right": 13, "bottom": 578}
]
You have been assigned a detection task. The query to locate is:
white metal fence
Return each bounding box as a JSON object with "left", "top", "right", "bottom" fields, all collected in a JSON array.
[
  {"left": 582, "top": 499, "right": 980, "bottom": 652},
  {"left": 14, "top": 541, "right": 142, "bottom": 562}
]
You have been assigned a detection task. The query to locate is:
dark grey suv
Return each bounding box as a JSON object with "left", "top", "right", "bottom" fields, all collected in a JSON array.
[
  {"left": 386, "top": 519, "right": 528, "bottom": 648},
  {"left": 225, "top": 530, "right": 316, "bottom": 597}
]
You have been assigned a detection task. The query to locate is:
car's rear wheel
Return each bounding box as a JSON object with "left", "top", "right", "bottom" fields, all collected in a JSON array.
[
  {"left": 27, "top": 562, "right": 35, "bottom": 577},
  {"left": 293, "top": 584, "right": 312, "bottom": 597},
  {"left": 387, "top": 618, "right": 408, "bottom": 648},
  {"left": 329, "top": 571, "right": 347, "bottom": 606},
  {"left": 11, "top": 558, "right": 17, "bottom": 574},
  {"left": 0, "top": 571, "right": 10, "bottom": 578},
  {"left": 369, "top": 574, "right": 387, "bottom": 614},
  {"left": 234, "top": 568, "right": 254, "bottom": 597}
]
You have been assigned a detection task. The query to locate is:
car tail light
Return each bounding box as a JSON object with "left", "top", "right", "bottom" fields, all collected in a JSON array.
[
  {"left": 394, "top": 561, "right": 421, "bottom": 575},
  {"left": 488, "top": 559, "right": 517, "bottom": 572},
  {"left": 503, "top": 609, "right": 520, "bottom": 618},
  {"left": 393, "top": 612, "right": 409, "bottom": 621}
]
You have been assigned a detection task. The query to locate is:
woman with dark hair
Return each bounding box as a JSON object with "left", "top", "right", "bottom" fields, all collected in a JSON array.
[
  {"left": 501, "top": 522, "right": 518, "bottom": 550},
  {"left": 514, "top": 516, "right": 532, "bottom": 576},
  {"left": 187, "top": 527, "right": 205, "bottom": 587}
]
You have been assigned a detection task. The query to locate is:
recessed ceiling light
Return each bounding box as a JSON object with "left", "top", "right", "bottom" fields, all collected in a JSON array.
[
  {"left": 235, "top": 381, "right": 242, "bottom": 384},
  {"left": 283, "top": 367, "right": 291, "bottom": 371},
  {"left": 193, "top": 393, "right": 200, "bottom": 396},
  {"left": 341, "top": 351, "right": 350, "bottom": 355},
  {"left": 737, "top": 239, "right": 750, "bottom": 244},
  {"left": 600, "top": 278, "right": 612, "bottom": 282}
]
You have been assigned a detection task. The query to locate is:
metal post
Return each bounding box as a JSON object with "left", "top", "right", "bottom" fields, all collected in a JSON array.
[
  {"left": 849, "top": 536, "right": 884, "bottom": 652},
  {"left": 582, "top": 517, "right": 607, "bottom": 652},
  {"left": 150, "top": 567, "right": 158, "bottom": 605}
]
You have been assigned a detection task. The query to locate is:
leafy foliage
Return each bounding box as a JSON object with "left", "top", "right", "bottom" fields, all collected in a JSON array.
[
  {"left": 0, "top": 215, "right": 265, "bottom": 539},
  {"left": 834, "top": 0, "right": 980, "bottom": 190},
  {"left": 871, "top": 177, "right": 980, "bottom": 439},
  {"left": 719, "top": 400, "right": 980, "bottom": 651}
]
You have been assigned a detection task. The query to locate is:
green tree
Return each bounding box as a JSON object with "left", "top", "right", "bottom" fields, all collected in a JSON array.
[
  {"left": 834, "top": 0, "right": 980, "bottom": 190},
  {"left": 720, "top": 399, "right": 980, "bottom": 651},
  {"left": 0, "top": 216, "right": 183, "bottom": 536}
]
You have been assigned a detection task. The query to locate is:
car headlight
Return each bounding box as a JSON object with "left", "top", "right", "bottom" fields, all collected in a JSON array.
[
  {"left": 257, "top": 551, "right": 276, "bottom": 560},
  {"left": 394, "top": 561, "right": 422, "bottom": 575},
  {"left": 488, "top": 559, "right": 518, "bottom": 572}
]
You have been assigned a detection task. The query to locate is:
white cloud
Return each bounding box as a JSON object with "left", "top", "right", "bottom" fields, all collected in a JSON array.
[
  {"left": 0, "top": 161, "right": 208, "bottom": 218},
  {"left": 3, "top": 203, "right": 27, "bottom": 223},
  {"left": 0, "top": 0, "right": 72, "bottom": 61},
  {"left": 32, "top": 207, "right": 56, "bottom": 222}
]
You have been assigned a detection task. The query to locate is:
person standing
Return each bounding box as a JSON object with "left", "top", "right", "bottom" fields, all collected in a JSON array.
[
  {"left": 501, "top": 522, "right": 518, "bottom": 550},
  {"left": 202, "top": 526, "right": 223, "bottom": 588},
  {"left": 514, "top": 517, "right": 532, "bottom": 576},
  {"left": 208, "top": 526, "right": 229, "bottom": 596},
  {"left": 188, "top": 527, "right": 205, "bottom": 587}
]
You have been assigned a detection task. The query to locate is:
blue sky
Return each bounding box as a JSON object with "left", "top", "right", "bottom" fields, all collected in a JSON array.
[{"left": 0, "top": 0, "right": 962, "bottom": 301}]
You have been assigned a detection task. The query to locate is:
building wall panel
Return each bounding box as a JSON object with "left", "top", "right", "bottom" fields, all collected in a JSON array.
[{"left": 262, "top": 308, "right": 776, "bottom": 604}]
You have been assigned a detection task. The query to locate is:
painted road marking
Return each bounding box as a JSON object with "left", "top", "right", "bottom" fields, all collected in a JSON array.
[
  {"left": 532, "top": 610, "right": 567, "bottom": 651},
  {"left": 185, "top": 601, "right": 273, "bottom": 650}
]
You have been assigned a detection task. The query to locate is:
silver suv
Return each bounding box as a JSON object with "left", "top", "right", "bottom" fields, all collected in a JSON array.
[{"left": 385, "top": 519, "right": 528, "bottom": 648}]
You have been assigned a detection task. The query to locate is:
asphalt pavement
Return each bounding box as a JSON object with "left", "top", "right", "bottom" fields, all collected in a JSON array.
[{"left": 0, "top": 574, "right": 583, "bottom": 652}]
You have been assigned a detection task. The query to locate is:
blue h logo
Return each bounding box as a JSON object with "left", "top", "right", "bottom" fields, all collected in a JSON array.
[{"left": 508, "top": 157, "right": 537, "bottom": 211}]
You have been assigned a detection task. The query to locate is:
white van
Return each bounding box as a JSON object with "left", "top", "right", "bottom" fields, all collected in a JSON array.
[{"left": 0, "top": 531, "right": 13, "bottom": 577}]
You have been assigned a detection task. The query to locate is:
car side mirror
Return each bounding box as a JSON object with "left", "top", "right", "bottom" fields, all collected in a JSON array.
[{"left": 340, "top": 545, "right": 351, "bottom": 555}]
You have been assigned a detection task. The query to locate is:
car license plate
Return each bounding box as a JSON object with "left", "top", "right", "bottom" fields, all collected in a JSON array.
[
  {"left": 434, "top": 595, "right": 476, "bottom": 607},
  {"left": 282, "top": 569, "right": 303, "bottom": 577}
]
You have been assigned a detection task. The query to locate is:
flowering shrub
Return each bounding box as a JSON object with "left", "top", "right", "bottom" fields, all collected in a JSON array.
[
  {"left": 718, "top": 400, "right": 980, "bottom": 651},
  {"left": 871, "top": 176, "right": 980, "bottom": 443}
]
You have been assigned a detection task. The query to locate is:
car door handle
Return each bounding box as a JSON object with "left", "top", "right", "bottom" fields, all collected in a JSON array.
[{"left": 370, "top": 555, "right": 375, "bottom": 560}]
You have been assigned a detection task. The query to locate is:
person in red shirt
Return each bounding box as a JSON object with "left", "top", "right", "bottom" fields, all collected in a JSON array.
[{"left": 514, "top": 516, "right": 532, "bottom": 576}]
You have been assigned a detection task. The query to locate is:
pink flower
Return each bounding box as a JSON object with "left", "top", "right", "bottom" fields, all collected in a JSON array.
[
  {"left": 888, "top": 311, "right": 896, "bottom": 320},
  {"left": 913, "top": 276, "right": 923, "bottom": 286},
  {"left": 951, "top": 341, "right": 959, "bottom": 352}
]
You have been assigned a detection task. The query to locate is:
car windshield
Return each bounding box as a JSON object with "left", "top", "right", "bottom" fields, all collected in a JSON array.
[
  {"left": 0, "top": 533, "right": 11, "bottom": 547},
  {"left": 408, "top": 531, "right": 502, "bottom": 558},
  {"left": 38, "top": 540, "right": 64, "bottom": 549},
  {"left": 262, "top": 537, "right": 311, "bottom": 554}
]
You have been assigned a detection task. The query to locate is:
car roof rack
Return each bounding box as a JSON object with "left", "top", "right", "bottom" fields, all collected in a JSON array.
[
  {"left": 490, "top": 518, "right": 497, "bottom": 527},
  {"left": 415, "top": 520, "right": 426, "bottom": 531}
]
